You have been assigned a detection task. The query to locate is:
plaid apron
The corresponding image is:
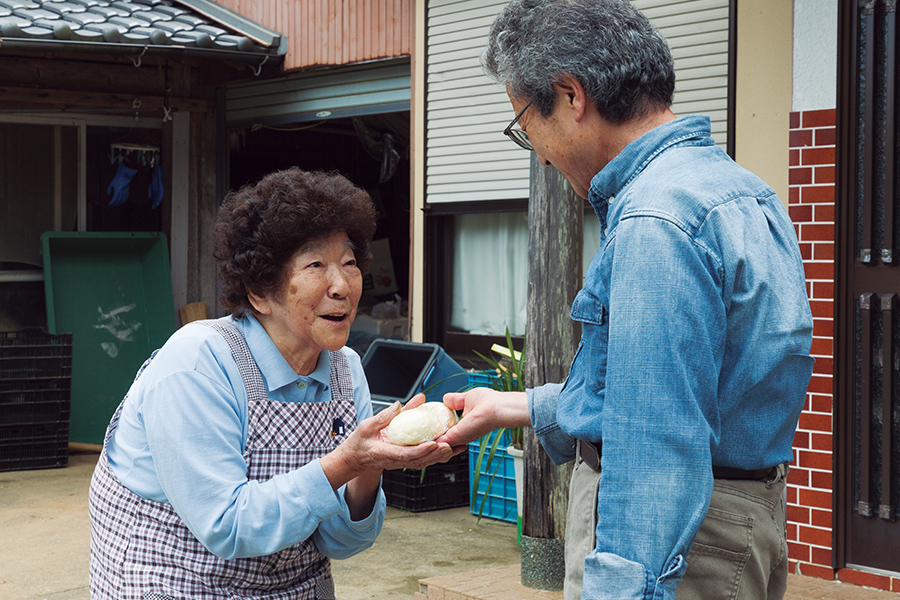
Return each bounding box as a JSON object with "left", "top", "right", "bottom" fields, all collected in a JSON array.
[{"left": 89, "top": 319, "right": 357, "bottom": 600}]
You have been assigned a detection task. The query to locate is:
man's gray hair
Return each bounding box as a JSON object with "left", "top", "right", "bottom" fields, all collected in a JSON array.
[{"left": 482, "top": 0, "right": 675, "bottom": 124}]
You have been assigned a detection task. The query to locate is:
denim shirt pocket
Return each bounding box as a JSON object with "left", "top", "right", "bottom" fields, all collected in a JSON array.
[
  {"left": 566, "top": 289, "right": 609, "bottom": 396},
  {"left": 571, "top": 287, "right": 607, "bottom": 326}
]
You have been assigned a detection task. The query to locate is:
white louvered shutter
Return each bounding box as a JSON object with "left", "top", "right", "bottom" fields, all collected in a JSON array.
[
  {"left": 425, "top": 0, "right": 730, "bottom": 205},
  {"left": 633, "top": 0, "right": 730, "bottom": 147},
  {"left": 426, "top": 0, "right": 530, "bottom": 204}
]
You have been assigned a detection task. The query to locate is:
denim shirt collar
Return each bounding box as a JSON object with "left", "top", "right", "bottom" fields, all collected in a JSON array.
[{"left": 587, "top": 114, "right": 713, "bottom": 228}]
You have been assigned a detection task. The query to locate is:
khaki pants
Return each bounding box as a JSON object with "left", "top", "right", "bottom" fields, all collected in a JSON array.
[{"left": 564, "top": 452, "right": 788, "bottom": 600}]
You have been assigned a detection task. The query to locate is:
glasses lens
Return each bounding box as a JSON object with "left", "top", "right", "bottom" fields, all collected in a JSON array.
[{"left": 507, "top": 128, "right": 532, "bottom": 151}]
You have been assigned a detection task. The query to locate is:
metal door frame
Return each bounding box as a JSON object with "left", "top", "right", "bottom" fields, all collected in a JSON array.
[{"left": 834, "top": 0, "right": 900, "bottom": 574}]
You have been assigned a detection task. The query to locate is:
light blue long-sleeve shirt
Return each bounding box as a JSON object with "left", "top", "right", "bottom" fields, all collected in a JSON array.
[
  {"left": 529, "top": 115, "right": 814, "bottom": 599},
  {"left": 106, "top": 314, "right": 385, "bottom": 560}
]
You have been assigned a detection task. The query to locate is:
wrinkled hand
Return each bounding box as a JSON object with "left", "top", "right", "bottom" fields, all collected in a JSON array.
[
  {"left": 338, "top": 394, "right": 455, "bottom": 474},
  {"left": 436, "top": 387, "right": 528, "bottom": 453}
]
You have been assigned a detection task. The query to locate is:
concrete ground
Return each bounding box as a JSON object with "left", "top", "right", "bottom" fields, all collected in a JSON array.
[{"left": 1, "top": 450, "right": 898, "bottom": 600}]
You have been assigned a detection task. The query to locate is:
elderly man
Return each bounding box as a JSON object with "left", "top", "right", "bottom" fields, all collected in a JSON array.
[{"left": 438, "top": 1, "right": 814, "bottom": 599}]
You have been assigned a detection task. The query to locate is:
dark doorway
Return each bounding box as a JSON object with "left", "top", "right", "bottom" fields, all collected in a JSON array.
[
  {"left": 835, "top": 0, "right": 900, "bottom": 574},
  {"left": 228, "top": 112, "right": 411, "bottom": 356}
]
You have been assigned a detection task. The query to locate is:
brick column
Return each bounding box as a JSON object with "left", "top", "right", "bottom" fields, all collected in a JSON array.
[{"left": 787, "top": 108, "right": 836, "bottom": 580}]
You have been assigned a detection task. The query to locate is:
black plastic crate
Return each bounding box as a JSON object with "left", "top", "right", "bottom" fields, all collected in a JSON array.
[
  {"left": 381, "top": 450, "right": 469, "bottom": 512},
  {"left": 0, "top": 421, "right": 69, "bottom": 472},
  {"left": 0, "top": 329, "right": 73, "bottom": 383},
  {"left": 0, "top": 382, "right": 71, "bottom": 426}
]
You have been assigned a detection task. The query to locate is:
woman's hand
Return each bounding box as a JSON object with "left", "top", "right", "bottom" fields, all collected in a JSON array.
[
  {"left": 320, "top": 394, "right": 454, "bottom": 491},
  {"left": 320, "top": 394, "right": 454, "bottom": 520}
]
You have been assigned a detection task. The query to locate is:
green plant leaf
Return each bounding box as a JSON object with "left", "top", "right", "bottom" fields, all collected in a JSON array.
[{"left": 468, "top": 327, "right": 526, "bottom": 519}]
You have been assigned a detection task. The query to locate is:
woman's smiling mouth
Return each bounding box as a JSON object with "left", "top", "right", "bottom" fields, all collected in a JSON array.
[{"left": 320, "top": 313, "right": 348, "bottom": 323}]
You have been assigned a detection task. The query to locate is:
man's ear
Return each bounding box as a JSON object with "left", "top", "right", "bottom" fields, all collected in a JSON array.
[
  {"left": 554, "top": 75, "right": 588, "bottom": 122},
  {"left": 247, "top": 289, "right": 271, "bottom": 315}
]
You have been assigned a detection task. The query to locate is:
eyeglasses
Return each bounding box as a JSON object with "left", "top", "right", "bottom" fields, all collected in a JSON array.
[{"left": 503, "top": 99, "right": 533, "bottom": 151}]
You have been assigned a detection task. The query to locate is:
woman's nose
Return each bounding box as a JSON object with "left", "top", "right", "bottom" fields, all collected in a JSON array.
[
  {"left": 536, "top": 152, "right": 552, "bottom": 167},
  {"left": 329, "top": 267, "right": 350, "bottom": 298}
]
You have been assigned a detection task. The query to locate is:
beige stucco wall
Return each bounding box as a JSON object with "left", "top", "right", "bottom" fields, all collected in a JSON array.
[{"left": 734, "top": 0, "right": 793, "bottom": 208}]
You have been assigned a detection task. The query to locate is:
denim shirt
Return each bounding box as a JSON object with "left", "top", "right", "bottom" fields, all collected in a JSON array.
[{"left": 528, "top": 115, "right": 814, "bottom": 599}]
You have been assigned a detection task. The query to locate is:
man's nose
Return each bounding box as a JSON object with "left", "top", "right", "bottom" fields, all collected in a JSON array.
[{"left": 536, "top": 152, "right": 552, "bottom": 167}]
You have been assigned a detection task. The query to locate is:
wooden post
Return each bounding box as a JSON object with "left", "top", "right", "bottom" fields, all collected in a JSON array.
[{"left": 521, "top": 153, "right": 583, "bottom": 590}]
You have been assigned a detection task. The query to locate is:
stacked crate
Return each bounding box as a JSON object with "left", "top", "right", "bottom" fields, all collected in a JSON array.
[
  {"left": 381, "top": 450, "right": 470, "bottom": 512},
  {"left": 0, "top": 329, "right": 72, "bottom": 472}
]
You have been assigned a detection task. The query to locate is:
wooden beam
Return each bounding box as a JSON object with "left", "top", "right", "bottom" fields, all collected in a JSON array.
[
  {"left": 0, "top": 55, "right": 168, "bottom": 92},
  {"left": 0, "top": 86, "right": 207, "bottom": 112},
  {"left": 522, "top": 153, "right": 583, "bottom": 591}
]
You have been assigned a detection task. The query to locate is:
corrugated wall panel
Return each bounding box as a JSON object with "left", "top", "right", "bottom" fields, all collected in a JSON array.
[
  {"left": 225, "top": 59, "right": 410, "bottom": 127},
  {"left": 425, "top": 0, "right": 731, "bottom": 204},
  {"left": 635, "top": 0, "right": 731, "bottom": 147},
  {"left": 215, "top": 0, "right": 411, "bottom": 71}
]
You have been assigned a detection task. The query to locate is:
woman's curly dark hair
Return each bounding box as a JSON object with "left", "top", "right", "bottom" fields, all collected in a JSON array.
[{"left": 214, "top": 168, "right": 378, "bottom": 318}]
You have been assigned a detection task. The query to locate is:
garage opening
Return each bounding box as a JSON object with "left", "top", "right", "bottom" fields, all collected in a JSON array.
[{"left": 227, "top": 112, "right": 411, "bottom": 356}]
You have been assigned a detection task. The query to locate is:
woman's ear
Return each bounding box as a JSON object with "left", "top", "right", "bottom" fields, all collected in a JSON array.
[
  {"left": 553, "top": 75, "right": 588, "bottom": 122},
  {"left": 247, "top": 289, "right": 271, "bottom": 315}
]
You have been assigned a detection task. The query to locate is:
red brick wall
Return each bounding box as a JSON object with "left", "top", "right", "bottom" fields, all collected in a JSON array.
[
  {"left": 787, "top": 109, "right": 900, "bottom": 593},
  {"left": 787, "top": 108, "right": 836, "bottom": 581}
]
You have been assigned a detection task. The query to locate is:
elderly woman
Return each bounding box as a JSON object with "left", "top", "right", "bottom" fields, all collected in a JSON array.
[{"left": 88, "top": 168, "right": 450, "bottom": 600}]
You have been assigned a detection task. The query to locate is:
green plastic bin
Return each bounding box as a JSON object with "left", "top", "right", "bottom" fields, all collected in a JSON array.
[{"left": 41, "top": 232, "right": 177, "bottom": 445}]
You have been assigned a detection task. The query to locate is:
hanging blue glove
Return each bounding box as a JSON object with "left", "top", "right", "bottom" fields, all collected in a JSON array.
[
  {"left": 148, "top": 162, "right": 166, "bottom": 209},
  {"left": 107, "top": 162, "right": 137, "bottom": 207}
]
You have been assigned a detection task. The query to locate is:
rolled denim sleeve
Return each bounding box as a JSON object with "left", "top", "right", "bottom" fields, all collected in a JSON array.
[{"left": 527, "top": 383, "right": 576, "bottom": 465}]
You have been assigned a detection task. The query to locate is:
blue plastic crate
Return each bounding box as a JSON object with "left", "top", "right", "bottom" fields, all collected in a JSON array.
[
  {"left": 468, "top": 429, "right": 517, "bottom": 523},
  {"left": 467, "top": 370, "right": 499, "bottom": 389},
  {"left": 467, "top": 369, "right": 521, "bottom": 392}
]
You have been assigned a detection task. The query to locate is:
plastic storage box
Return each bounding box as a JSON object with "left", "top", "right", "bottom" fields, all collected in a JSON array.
[
  {"left": 361, "top": 339, "right": 468, "bottom": 413},
  {"left": 381, "top": 450, "right": 469, "bottom": 512},
  {"left": 467, "top": 370, "right": 518, "bottom": 523},
  {"left": 0, "top": 329, "right": 72, "bottom": 472},
  {"left": 469, "top": 430, "right": 517, "bottom": 523},
  {"left": 467, "top": 369, "right": 499, "bottom": 389}
]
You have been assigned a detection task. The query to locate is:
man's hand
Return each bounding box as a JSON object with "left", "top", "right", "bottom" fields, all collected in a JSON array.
[{"left": 436, "top": 388, "right": 530, "bottom": 453}]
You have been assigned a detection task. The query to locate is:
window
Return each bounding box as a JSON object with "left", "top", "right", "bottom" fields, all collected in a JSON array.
[{"left": 444, "top": 206, "right": 605, "bottom": 346}]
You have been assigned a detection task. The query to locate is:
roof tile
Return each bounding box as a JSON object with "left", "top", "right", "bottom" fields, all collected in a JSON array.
[
  {"left": 170, "top": 30, "right": 210, "bottom": 47},
  {"left": 86, "top": 5, "right": 128, "bottom": 17},
  {"left": 13, "top": 7, "right": 59, "bottom": 19},
  {"left": 20, "top": 23, "right": 55, "bottom": 37},
  {"left": 108, "top": 15, "right": 144, "bottom": 28},
  {"left": 0, "top": 0, "right": 41, "bottom": 10},
  {"left": 45, "top": 1, "right": 88, "bottom": 13},
  {"left": 0, "top": 0, "right": 281, "bottom": 57},
  {"left": 66, "top": 9, "right": 106, "bottom": 24},
  {"left": 132, "top": 8, "right": 170, "bottom": 24},
  {"left": 82, "top": 21, "right": 123, "bottom": 41}
]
